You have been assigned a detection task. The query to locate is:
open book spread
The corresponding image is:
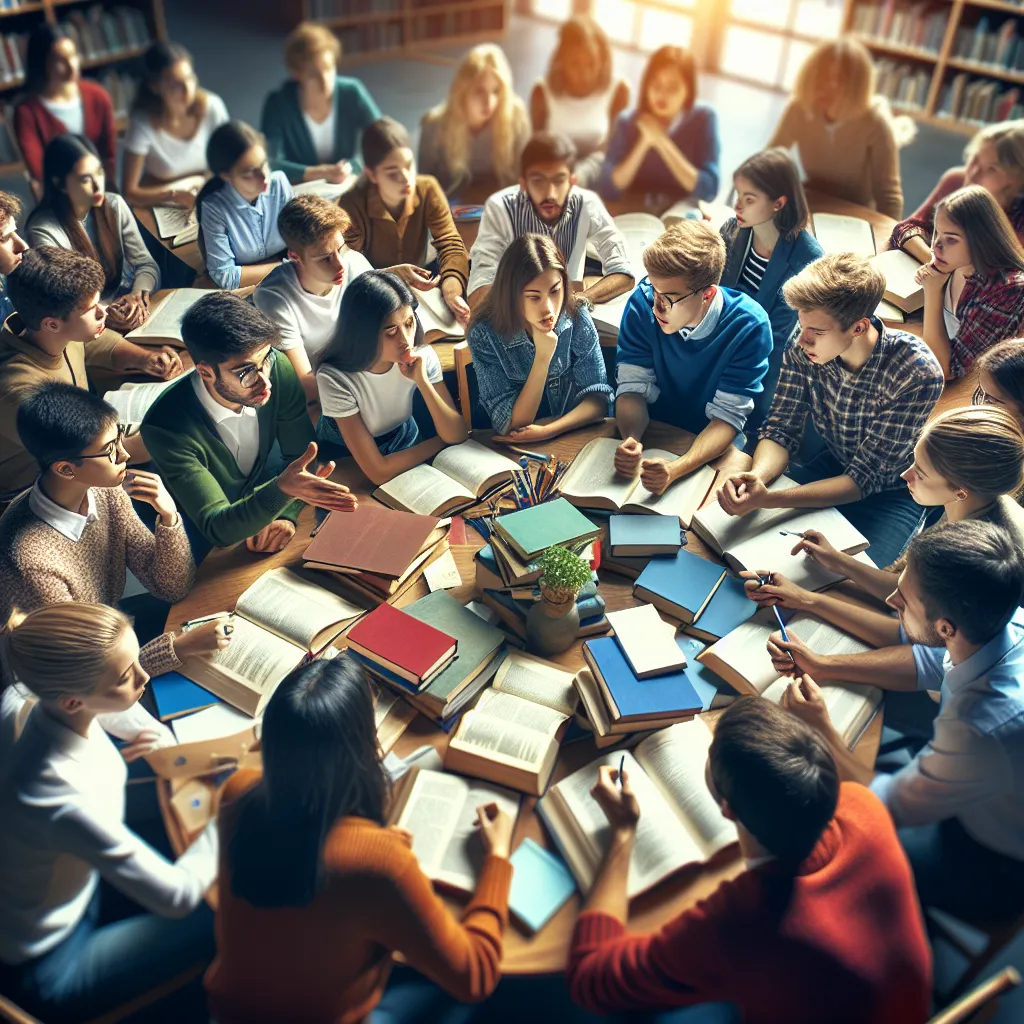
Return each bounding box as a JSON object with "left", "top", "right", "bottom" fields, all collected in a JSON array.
[
  {"left": 699, "top": 610, "right": 882, "bottom": 746},
  {"left": 539, "top": 719, "right": 737, "bottom": 898},
  {"left": 559, "top": 437, "right": 716, "bottom": 527},
  {"left": 103, "top": 375, "right": 186, "bottom": 424},
  {"left": 393, "top": 769, "right": 521, "bottom": 894},
  {"left": 373, "top": 440, "right": 520, "bottom": 516},
  {"left": 125, "top": 288, "right": 210, "bottom": 345},
  {"left": 811, "top": 213, "right": 876, "bottom": 256},
  {"left": 445, "top": 652, "right": 578, "bottom": 795},
  {"left": 416, "top": 286, "right": 466, "bottom": 340},
  {"left": 870, "top": 248, "right": 925, "bottom": 313}
]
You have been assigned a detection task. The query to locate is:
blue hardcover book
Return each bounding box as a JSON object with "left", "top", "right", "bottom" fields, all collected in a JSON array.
[
  {"left": 582, "top": 636, "right": 703, "bottom": 723},
  {"left": 608, "top": 514, "right": 682, "bottom": 556},
  {"left": 150, "top": 672, "right": 221, "bottom": 722},
  {"left": 576, "top": 594, "right": 605, "bottom": 619},
  {"left": 690, "top": 573, "right": 756, "bottom": 642},
  {"left": 632, "top": 548, "right": 727, "bottom": 624},
  {"left": 675, "top": 637, "right": 735, "bottom": 711},
  {"left": 509, "top": 838, "right": 577, "bottom": 934}
]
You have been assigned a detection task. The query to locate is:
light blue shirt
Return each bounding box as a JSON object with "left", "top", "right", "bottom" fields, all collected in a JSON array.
[
  {"left": 870, "top": 608, "right": 1024, "bottom": 859},
  {"left": 199, "top": 170, "right": 293, "bottom": 289}
]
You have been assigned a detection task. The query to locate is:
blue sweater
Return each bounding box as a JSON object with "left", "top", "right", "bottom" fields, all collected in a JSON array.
[
  {"left": 597, "top": 104, "right": 720, "bottom": 203},
  {"left": 615, "top": 281, "right": 772, "bottom": 437}
]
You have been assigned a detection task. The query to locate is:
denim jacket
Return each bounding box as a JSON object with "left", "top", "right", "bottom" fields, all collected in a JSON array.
[{"left": 467, "top": 304, "right": 612, "bottom": 434}]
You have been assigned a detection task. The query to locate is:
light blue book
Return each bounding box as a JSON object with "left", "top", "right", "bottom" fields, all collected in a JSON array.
[{"left": 509, "top": 838, "right": 577, "bottom": 934}]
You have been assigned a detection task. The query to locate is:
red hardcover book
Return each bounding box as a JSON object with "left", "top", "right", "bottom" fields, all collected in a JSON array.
[{"left": 346, "top": 603, "right": 457, "bottom": 686}]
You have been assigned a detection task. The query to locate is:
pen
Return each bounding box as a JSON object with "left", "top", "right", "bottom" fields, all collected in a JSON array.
[
  {"left": 773, "top": 605, "right": 796, "bottom": 663},
  {"left": 778, "top": 529, "right": 806, "bottom": 538},
  {"left": 180, "top": 611, "right": 234, "bottom": 631},
  {"left": 618, "top": 753, "right": 625, "bottom": 790},
  {"left": 503, "top": 444, "right": 552, "bottom": 463}
]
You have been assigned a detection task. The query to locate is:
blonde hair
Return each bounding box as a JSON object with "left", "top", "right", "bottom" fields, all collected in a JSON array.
[
  {"left": 782, "top": 253, "right": 885, "bottom": 330},
  {"left": 284, "top": 22, "right": 341, "bottom": 76},
  {"left": 642, "top": 221, "right": 725, "bottom": 291},
  {"left": 0, "top": 604, "right": 131, "bottom": 701},
  {"left": 965, "top": 120, "right": 1024, "bottom": 190},
  {"left": 423, "top": 44, "right": 526, "bottom": 187},
  {"left": 936, "top": 185, "right": 1024, "bottom": 277}
]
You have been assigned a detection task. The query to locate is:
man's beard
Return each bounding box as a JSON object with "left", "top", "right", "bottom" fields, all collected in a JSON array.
[
  {"left": 532, "top": 197, "right": 564, "bottom": 224},
  {"left": 901, "top": 614, "right": 944, "bottom": 648},
  {"left": 213, "top": 374, "right": 262, "bottom": 408}
]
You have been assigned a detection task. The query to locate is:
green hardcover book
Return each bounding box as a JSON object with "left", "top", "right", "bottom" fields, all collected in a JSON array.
[{"left": 493, "top": 498, "right": 600, "bottom": 561}]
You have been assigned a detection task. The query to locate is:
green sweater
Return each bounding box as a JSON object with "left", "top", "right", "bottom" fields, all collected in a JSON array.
[{"left": 141, "top": 355, "right": 312, "bottom": 548}]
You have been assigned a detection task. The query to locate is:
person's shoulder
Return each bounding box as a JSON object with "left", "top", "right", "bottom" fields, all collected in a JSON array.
[
  {"left": 143, "top": 373, "right": 198, "bottom": 428},
  {"left": 255, "top": 258, "right": 299, "bottom": 302},
  {"left": 204, "top": 91, "right": 229, "bottom": 123},
  {"left": 419, "top": 342, "right": 442, "bottom": 372},
  {"left": 336, "top": 75, "right": 371, "bottom": 99},
  {"left": 220, "top": 767, "right": 262, "bottom": 811},
  {"left": 78, "top": 78, "right": 112, "bottom": 106},
  {"left": 570, "top": 302, "right": 597, "bottom": 331},
  {"left": 991, "top": 495, "right": 1024, "bottom": 549},
  {"left": 105, "top": 191, "right": 132, "bottom": 220},
  {"left": 720, "top": 285, "right": 771, "bottom": 327},
  {"left": 339, "top": 174, "right": 371, "bottom": 207},
  {"left": 322, "top": 817, "right": 419, "bottom": 878},
  {"left": 417, "top": 174, "right": 446, "bottom": 200},
  {"left": 686, "top": 101, "right": 717, "bottom": 122},
  {"left": 791, "top": 227, "right": 825, "bottom": 261},
  {"left": 881, "top": 327, "right": 945, "bottom": 383},
  {"left": 488, "top": 183, "right": 519, "bottom": 207}
]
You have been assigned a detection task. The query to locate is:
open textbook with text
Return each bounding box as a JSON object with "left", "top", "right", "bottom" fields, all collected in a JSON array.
[
  {"left": 125, "top": 288, "right": 210, "bottom": 346},
  {"left": 103, "top": 375, "right": 186, "bottom": 424}
]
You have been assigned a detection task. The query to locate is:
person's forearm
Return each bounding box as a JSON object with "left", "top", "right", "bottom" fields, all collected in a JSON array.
[
  {"left": 123, "top": 182, "right": 180, "bottom": 208},
  {"left": 581, "top": 273, "right": 634, "bottom": 306},
  {"left": 921, "top": 291, "right": 953, "bottom": 379},
  {"left": 904, "top": 236, "right": 932, "bottom": 264},
  {"left": 800, "top": 590, "right": 902, "bottom": 649},
  {"left": 749, "top": 438, "right": 792, "bottom": 482},
  {"left": 649, "top": 133, "right": 698, "bottom": 194},
  {"left": 841, "top": 558, "right": 902, "bottom": 602},
  {"left": 610, "top": 137, "right": 650, "bottom": 193},
  {"left": 234, "top": 261, "right": 282, "bottom": 288},
  {"left": 615, "top": 392, "right": 650, "bottom": 443},
  {"left": 418, "top": 382, "right": 468, "bottom": 444},
  {"left": 110, "top": 340, "right": 156, "bottom": 372},
  {"left": 764, "top": 473, "right": 862, "bottom": 510},
  {"left": 582, "top": 829, "right": 635, "bottom": 922},
  {"left": 509, "top": 353, "right": 554, "bottom": 429},
  {"left": 669, "top": 418, "right": 737, "bottom": 479},
  {"left": 814, "top": 644, "right": 919, "bottom": 690},
  {"left": 539, "top": 394, "right": 608, "bottom": 439},
  {"left": 361, "top": 436, "right": 446, "bottom": 486}
]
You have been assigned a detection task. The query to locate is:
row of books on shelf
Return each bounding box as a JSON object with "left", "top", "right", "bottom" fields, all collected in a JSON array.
[
  {"left": 938, "top": 72, "right": 1023, "bottom": 125},
  {"left": 953, "top": 15, "right": 1024, "bottom": 73},
  {"left": 60, "top": 5, "right": 151, "bottom": 62},
  {"left": 337, "top": 22, "right": 403, "bottom": 54},
  {"left": 410, "top": 7, "right": 504, "bottom": 40},
  {"left": 95, "top": 69, "right": 137, "bottom": 119},
  {"left": 851, "top": 1, "right": 948, "bottom": 55},
  {"left": 306, "top": 0, "right": 403, "bottom": 17},
  {"left": 875, "top": 58, "right": 931, "bottom": 111}
]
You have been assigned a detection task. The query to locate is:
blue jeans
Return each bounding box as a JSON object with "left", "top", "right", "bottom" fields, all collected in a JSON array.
[
  {"left": 0, "top": 886, "right": 215, "bottom": 1024},
  {"left": 316, "top": 413, "right": 422, "bottom": 464},
  {"left": 788, "top": 420, "right": 925, "bottom": 570}
]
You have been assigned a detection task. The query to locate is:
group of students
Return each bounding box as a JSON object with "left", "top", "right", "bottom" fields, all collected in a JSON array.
[{"left": 1, "top": 9, "right": 1024, "bottom": 1024}]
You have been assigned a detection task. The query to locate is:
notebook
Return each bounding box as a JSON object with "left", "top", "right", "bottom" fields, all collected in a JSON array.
[
  {"left": 492, "top": 498, "right": 601, "bottom": 561},
  {"left": 151, "top": 672, "right": 222, "bottom": 721},
  {"left": 509, "top": 839, "right": 577, "bottom": 934}
]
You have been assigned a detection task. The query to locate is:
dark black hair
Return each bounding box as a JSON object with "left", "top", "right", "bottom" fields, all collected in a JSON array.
[
  {"left": 361, "top": 116, "right": 411, "bottom": 170},
  {"left": 180, "top": 291, "right": 281, "bottom": 367},
  {"left": 317, "top": 270, "right": 423, "bottom": 373},
  {"left": 195, "top": 120, "right": 265, "bottom": 255},
  {"left": 520, "top": 131, "right": 577, "bottom": 176},
  {"left": 709, "top": 697, "right": 839, "bottom": 868},
  {"left": 25, "top": 24, "right": 71, "bottom": 96},
  {"left": 17, "top": 382, "right": 117, "bottom": 470},
  {"left": 905, "top": 520, "right": 1024, "bottom": 645},
  {"left": 7, "top": 246, "right": 104, "bottom": 331},
  {"left": 228, "top": 654, "right": 389, "bottom": 908},
  {"left": 28, "top": 135, "right": 123, "bottom": 294}
]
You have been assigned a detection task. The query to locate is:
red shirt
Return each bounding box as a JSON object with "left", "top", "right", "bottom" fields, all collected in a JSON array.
[{"left": 567, "top": 784, "right": 932, "bottom": 1024}]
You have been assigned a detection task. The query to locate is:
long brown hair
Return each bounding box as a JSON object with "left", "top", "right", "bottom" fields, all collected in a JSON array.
[
  {"left": 472, "top": 233, "right": 580, "bottom": 340},
  {"left": 733, "top": 147, "right": 809, "bottom": 241},
  {"left": 547, "top": 15, "right": 612, "bottom": 96},
  {"left": 936, "top": 185, "right": 1024, "bottom": 277},
  {"left": 131, "top": 41, "right": 208, "bottom": 125},
  {"left": 638, "top": 46, "right": 697, "bottom": 117}
]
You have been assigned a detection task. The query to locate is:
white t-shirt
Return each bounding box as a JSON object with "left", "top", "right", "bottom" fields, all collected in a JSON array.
[
  {"left": 124, "top": 92, "right": 230, "bottom": 181},
  {"left": 316, "top": 345, "right": 442, "bottom": 437},
  {"left": 253, "top": 251, "right": 372, "bottom": 365},
  {"left": 41, "top": 96, "right": 84, "bottom": 135},
  {"left": 302, "top": 106, "right": 336, "bottom": 163}
]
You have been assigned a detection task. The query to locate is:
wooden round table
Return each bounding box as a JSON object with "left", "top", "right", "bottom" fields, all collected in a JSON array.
[{"left": 159, "top": 419, "right": 883, "bottom": 974}]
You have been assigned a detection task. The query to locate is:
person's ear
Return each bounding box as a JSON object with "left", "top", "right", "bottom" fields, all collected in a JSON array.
[
  {"left": 39, "top": 314, "right": 63, "bottom": 335},
  {"left": 955, "top": 489, "right": 969, "bottom": 502},
  {"left": 50, "top": 458, "right": 76, "bottom": 479},
  {"left": 519, "top": 176, "right": 528, "bottom": 193},
  {"left": 851, "top": 317, "right": 869, "bottom": 335},
  {"left": 773, "top": 195, "right": 788, "bottom": 213},
  {"left": 286, "top": 248, "right": 302, "bottom": 265},
  {"left": 937, "top": 618, "right": 957, "bottom": 642},
  {"left": 56, "top": 694, "right": 85, "bottom": 715},
  {"left": 195, "top": 361, "right": 216, "bottom": 384},
  {"left": 570, "top": 173, "right": 578, "bottom": 187},
  {"left": 717, "top": 798, "right": 737, "bottom": 823}
]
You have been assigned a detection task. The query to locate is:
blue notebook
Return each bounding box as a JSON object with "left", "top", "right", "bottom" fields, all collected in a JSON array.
[
  {"left": 633, "top": 548, "right": 727, "bottom": 624},
  {"left": 582, "top": 636, "right": 703, "bottom": 723},
  {"left": 608, "top": 514, "right": 682, "bottom": 556},
  {"left": 509, "top": 838, "right": 577, "bottom": 934},
  {"left": 689, "top": 573, "right": 756, "bottom": 642},
  {"left": 151, "top": 672, "right": 221, "bottom": 721}
]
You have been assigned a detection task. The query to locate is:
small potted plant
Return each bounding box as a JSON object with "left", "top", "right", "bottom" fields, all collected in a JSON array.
[{"left": 526, "top": 545, "right": 592, "bottom": 656}]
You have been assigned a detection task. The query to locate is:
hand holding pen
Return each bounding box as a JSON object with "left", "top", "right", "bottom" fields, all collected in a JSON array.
[
  {"left": 591, "top": 760, "right": 641, "bottom": 833},
  {"left": 740, "top": 570, "right": 812, "bottom": 612},
  {"left": 175, "top": 612, "right": 235, "bottom": 658}
]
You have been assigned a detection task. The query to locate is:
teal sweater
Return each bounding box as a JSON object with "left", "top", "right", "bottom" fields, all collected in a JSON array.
[
  {"left": 141, "top": 355, "right": 312, "bottom": 548},
  {"left": 260, "top": 76, "right": 381, "bottom": 184}
]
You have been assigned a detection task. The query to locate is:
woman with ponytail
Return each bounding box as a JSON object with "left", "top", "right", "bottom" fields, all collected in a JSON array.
[
  {"left": 206, "top": 653, "right": 514, "bottom": 1024},
  {"left": 0, "top": 603, "right": 218, "bottom": 1023},
  {"left": 196, "top": 119, "right": 293, "bottom": 289},
  {"left": 27, "top": 135, "right": 160, "bottom": 332}
]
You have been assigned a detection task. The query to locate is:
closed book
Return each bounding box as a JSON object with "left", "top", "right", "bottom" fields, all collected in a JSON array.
[
  {"left": 581, "top": 636, "right": 703, "bottom": 725},
  {"left": 633, "top": 548, "right": 727, "bottom": 624},
  {"left": 151, "top": 672, "right": 222, "bottom": 721},
  {"left": 493, "top": 498, "right": 600, "bottom": 561},
  {"left": 305, "top": 505, "right": 442, "bottom": 579},
  {"left": 608, "top": 514, "right": 682, "bottom": 557},
  {"left": 346, "top": 603, "right": 457, "bottom": 686},
  {"left": 685, "top": 573, "right": 755, "bottom": 643},
  {"left": 509, "top": 838, "right": 577, "bottom": 934},
  {"left": 606, "top": 604, "right": 686, "bottom": 678}
]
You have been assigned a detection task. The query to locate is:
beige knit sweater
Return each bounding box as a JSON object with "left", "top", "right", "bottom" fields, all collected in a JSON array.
[{"left": 0, "top": 485, "right": 195, "bottom": 675}]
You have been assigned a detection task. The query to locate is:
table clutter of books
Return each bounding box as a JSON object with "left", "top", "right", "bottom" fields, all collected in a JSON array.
[{"left": 154, "top": 419, "right": 885, "bottom": 974}]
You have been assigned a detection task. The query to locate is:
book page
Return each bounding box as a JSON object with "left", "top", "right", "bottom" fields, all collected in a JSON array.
[
  {"left": 691, "top": 476, "right": 801, "bottom": 554},
  {"left": 416, "top": 287, "right": 465, "bottom": 339},
  {"left": 291, "top": 175, "right": 357, "bottom": 201},
  {"left": 624, "top": 455, "right": 716, "bottom": 527},
  {"left": 614, "top": 212, "right": 667, "bottom": 273},
  {"left": 559, "top": 437, "right": 639, "bottom": 508},
  {"left": 761, "top": 676, "right": 881, "bottom": 746},
  {"left": 492, "top": 652, "right": 578, "bottom": 714},
  {"left": 172, "top": 704, "right": 254, "bottom": 744},
  {"left": 235, "top": 567, "right": 363, "bottom": 650},
  {"left": 432, "top": 440, "right": 519, "bottom": 496},
  {"left": 635, "top": 720, "right": 737, "bottom": 857},
  {"left": 200, "top": 616, "right": 301, "bottom": 695},
  {"left": 102, "top": 376, "right": 184, "bottom": 423},
  {"left": 152, "top": 205, "right": 197, "bottom": 240},
  {"left": 125, "top": 288, "right": 209, "bottom": 342},
  {"left": 455, "top": 690, "right": 565, "bottom": 767},
  {"left": 377, "top": 463, "right": 474, "bottom": 515},
  {"left": 811, "top": 213, "right": 876, "bottom": 256}
]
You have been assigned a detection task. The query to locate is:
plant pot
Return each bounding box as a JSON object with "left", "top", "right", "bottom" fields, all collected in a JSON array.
[{"left": 525, "top": 588, "right": 580, "bottom": 657}]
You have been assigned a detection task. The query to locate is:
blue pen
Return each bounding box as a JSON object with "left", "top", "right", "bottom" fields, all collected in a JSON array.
[
  {"left": 617, "top": 753, "right": 625, "bottom": 790},
  {"left": 519, "top": 457, "right": 539, "bottom": 504},
  {"left": 772, "top": 604, "right": 797, "bottom": 663}
]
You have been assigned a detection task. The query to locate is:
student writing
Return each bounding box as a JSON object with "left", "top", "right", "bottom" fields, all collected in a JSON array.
[
  {"left": 0, "top": 603, "right": 219, "bottom": 1023},
  {"left": 261, "top": 21, "right": 381, "bottom": 185},
  {"left": 914, "top": 184, "right": 1024, "bottom": 379},
  {"left": 468, "top": 234, "right": 611, "bottom": 443},
  {"left": 315, "top": 271, "right": 467, "bottom": 484},
  {"left": 195, "top": 120, "right": 293, "bottom": 290},
  {"left": 27, "top": 135, "right": 160, "bottom": 333}
]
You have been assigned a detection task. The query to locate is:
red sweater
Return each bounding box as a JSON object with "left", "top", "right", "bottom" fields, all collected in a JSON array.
[
  {"left": 567, "top": 784, "right": 931, "bottom": 1024},
  {"left": 14, "top": 80, "right": 117, "bottom": 183}
]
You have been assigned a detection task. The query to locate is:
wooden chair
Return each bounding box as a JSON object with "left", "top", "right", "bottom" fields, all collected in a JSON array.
[
  {"left": 928, "top": 966, "right": 1020, "bottom": 1024},
  {"left": 929, "top": 906, "right": 1024, "bottom": 1001},
  {"left": 453, "top": 341, "right": 483, "bottom": 431}
]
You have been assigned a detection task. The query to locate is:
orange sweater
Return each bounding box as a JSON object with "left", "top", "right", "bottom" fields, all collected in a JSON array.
[{"left": 205, "top": 770, "right": 512, "bottom": 1024}]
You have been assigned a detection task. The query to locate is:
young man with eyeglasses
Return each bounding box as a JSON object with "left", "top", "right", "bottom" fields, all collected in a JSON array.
[
  {"left": 613, "top": 219, "right": 772, "bottom": 496},
  {"left": 0, "top": 383, "right": 229, "bottom": 676},
  {"left": 141, "top": 292, "right": 357, "bottom": 562},
  {"left": 467, "top": 131, "right": 635, "bottom": 309}
]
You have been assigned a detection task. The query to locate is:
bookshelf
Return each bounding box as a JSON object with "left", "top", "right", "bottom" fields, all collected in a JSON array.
[
  {"left": 0, "top": 0, "right": 167, "bottom": 177},
  {"left": 843, "top": 0, "right": 1024, "bottom": 135}
]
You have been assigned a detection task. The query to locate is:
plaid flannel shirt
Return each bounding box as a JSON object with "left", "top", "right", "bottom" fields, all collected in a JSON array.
[
  {"left": 949, "top": 268, "right": 1024, "bottom": 377},
  {"left": 759, "top": 320, "right": 944, "bottom": 497}
]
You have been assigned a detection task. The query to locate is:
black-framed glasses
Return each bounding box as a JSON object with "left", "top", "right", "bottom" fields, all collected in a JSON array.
[
  {"left": 76, "top": 424, "right": 132, "bottom": 464},
  {"left": 232, "top": 350, "right": 275, "bottom": 389},
  {"left": 651, "top": 285, "right": 702, "bottom": 311}
]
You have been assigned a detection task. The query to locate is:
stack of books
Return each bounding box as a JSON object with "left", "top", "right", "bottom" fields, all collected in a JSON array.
[
  {"left": 479, "top": 578, "right": 608, "bottom": 643},
  {"left": 953, "top": 14, "right": 1024, "bottom": 73},
  {"left": 490, "top": 497, "right": 601, "bottom": 562}
]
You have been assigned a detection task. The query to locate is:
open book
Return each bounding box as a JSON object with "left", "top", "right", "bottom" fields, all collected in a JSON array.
[
  {"left": 417, "top": 286, "right": 466, "bottom": 341},
  {"left": 691, "top": 478, "right": 871, "bottom": 590},
  {"left": 291, "top": 175, "right": 358, "bottom": 201},
  {"left": 812, "top": 213, "right": 876, "bottom": 257},
  {"left": 444, "top": 652, "right": 578, "bottom": 795},
  {"left": 559, "top": 436, "right": 716, "bottom": 527},
  {"left": 539, "top": 719, "right": 737, "bottom": 899},
  {"left": 372, "top": 440, "right": 521, "bottom": 516},
  {"left": 391, "top": 768, "right": 521, "bottom": 895},
  {"left": 870, "top": 248, "right": 924, "bottom": 314},
  {"left": 125, "top": 288, "right": 210, "bottom": 347},
  {"left": 699, "top": 610, "right": 882, "bottom": 746},
  {"left": 103, "top": 375, "right": 185, "bottom": 424},
  {"left": 178, "top": 567, "right": 364, "bottom": 716}
]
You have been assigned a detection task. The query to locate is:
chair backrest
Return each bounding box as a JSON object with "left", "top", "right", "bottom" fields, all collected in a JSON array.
[
  {"left": 0, "top": 993, "right": 43, "bottom": 1024},
  {"left": 927, "top": 966, "right": 1021, "bottom": 1024},
  {"left": 453, "top": 341, "right": 488, "bottom": 431}
]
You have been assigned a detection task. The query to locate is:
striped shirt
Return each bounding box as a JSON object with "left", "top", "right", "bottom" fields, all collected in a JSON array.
[
  {"left": 501, "top": 188, "right": 583, "bottom": 265},
  {"left": 759, "top": 319, "right": 944, "bottom": 496},
  {"left": 738, "top": 239, "right": 770, "bottom": 297}
]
